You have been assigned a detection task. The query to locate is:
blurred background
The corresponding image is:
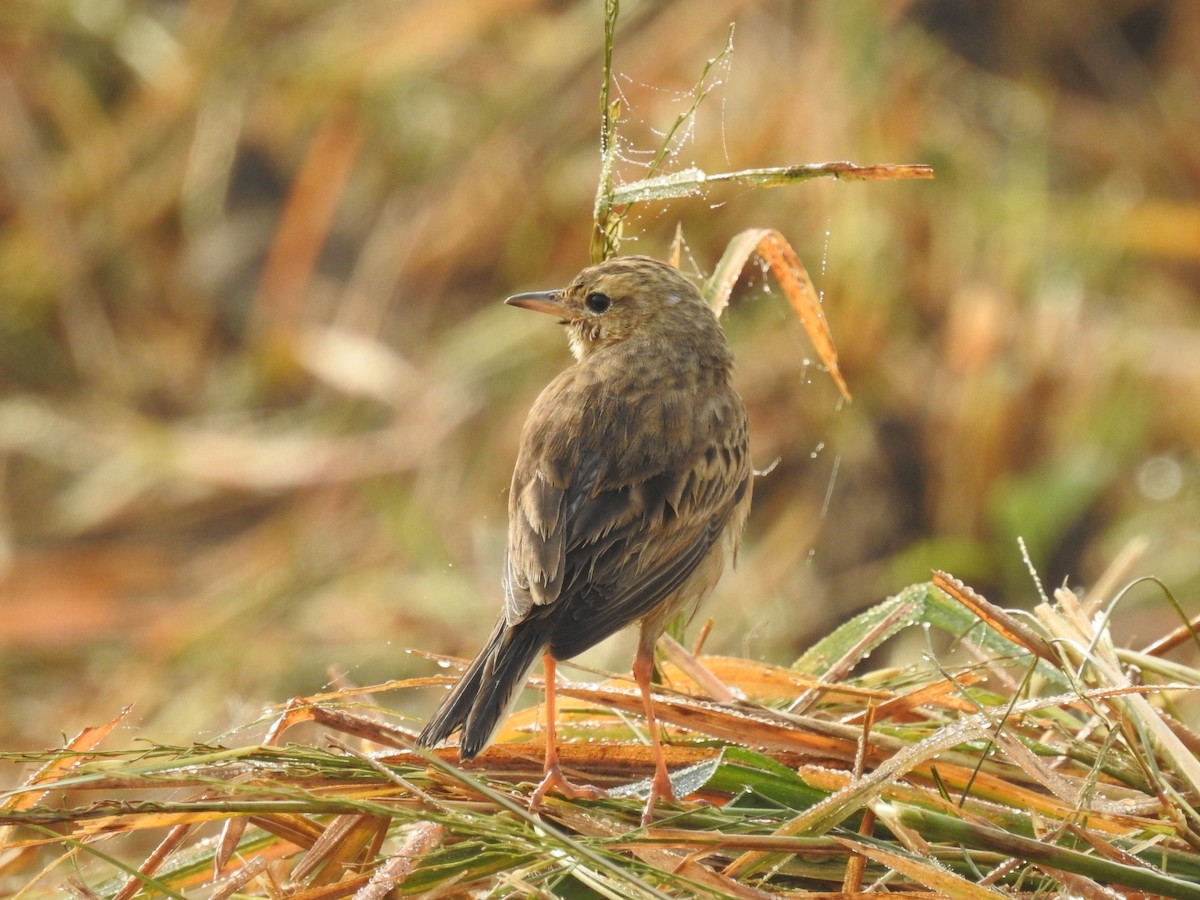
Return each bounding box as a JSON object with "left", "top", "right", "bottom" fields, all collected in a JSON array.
[{"left": 1, "top": 0, "right": 1198, "bottom": 753}]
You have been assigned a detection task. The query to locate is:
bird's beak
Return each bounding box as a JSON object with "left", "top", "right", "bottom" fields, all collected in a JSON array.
[{"left": 504, "top": 290, "right": 566, "bottom": 317}]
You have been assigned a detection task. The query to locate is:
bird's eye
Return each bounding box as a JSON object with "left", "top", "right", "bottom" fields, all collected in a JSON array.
[{"left": 584, "top": 292, "right": 611, "bottom": 314}]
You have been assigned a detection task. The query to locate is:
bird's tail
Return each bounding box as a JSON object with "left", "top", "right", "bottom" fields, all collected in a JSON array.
[{"left": 416, "top": 619, "right": 544, "bottom": 760}]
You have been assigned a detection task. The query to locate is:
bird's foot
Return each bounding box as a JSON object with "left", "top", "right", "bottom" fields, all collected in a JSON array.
[
  {"left": 640, "top": 766, "right": 676, "bottom": 826},
  {"left": 529, "top": 765, "right": 604, "bottom": 812}
]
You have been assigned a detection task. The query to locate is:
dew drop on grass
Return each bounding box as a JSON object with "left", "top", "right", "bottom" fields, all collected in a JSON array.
[
  {"left": 1138, "top": 455, "right": 1182, "bottom": 500},
  {"left": 436, "top": 659, "right": 451, "bottom": 669}
]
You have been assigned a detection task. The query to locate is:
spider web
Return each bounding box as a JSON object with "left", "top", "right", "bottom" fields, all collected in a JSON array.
[{"left": 603, "top": 24, "right": 737, "bottom": 253}]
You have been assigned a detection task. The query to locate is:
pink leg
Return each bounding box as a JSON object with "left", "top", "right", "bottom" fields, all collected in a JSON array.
[
  {"left": 632, "top": 636, "right": 675, "bottom": 825},
  {"left": 529, "top": 654, "right": 602, "bottom": 811}
]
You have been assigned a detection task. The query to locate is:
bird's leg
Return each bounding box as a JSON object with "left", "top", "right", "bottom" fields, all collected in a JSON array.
[
  {"left": 529, "top": 653, "right": 602, "bottom": 811},
  {"left": 633, "top": 634, "right": 675, "bottom": 825}
]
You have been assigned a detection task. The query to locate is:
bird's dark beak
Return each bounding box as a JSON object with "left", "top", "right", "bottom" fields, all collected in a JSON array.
[{"left": 505, "top": 290, "right": 566, "bottom": 317}]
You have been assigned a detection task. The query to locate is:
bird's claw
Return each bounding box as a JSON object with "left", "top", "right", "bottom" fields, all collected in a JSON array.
[
  {"left": 640, "top": 768, "right": 676, "bottom": 826},
  {"left": 529, "top": 766, "right": 605, "bottom": 812}
]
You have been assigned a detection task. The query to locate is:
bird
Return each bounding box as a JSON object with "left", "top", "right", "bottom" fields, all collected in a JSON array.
[{"left": 416, "top": 255, "right": 751, "bottom": 823}]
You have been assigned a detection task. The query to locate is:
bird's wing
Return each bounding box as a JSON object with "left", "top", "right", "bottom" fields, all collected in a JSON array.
[
  {"left": 504, "top": 379, "right": 750, "bottom": 653},
  {"left": 549, "top": 416, "right": 750, "bottom": 657}
]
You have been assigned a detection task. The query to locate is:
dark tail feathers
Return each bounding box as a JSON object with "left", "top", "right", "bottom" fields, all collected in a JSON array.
[{"left": 416, "top": 619, "right": 544, "bottom": 759}]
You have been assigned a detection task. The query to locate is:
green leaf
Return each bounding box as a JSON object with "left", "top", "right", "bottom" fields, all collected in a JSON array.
[
  {"left": 695, "top": 746, "right": 830, "bottom": 811},
  {"left": 792, "top": 583, "right": 931, "bottom": 676}
]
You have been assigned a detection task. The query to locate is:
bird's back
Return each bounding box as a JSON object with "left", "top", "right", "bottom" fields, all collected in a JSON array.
[{"left": 504, "top": 319, "right": 751, "bottom": 659}]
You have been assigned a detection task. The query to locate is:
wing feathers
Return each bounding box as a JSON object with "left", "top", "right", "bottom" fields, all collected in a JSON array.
[{"left": 505, "top": 383, "right": 750, "bottom": 659}]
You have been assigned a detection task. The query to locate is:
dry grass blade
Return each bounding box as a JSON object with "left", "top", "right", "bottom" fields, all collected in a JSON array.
[
  {"left": 209, "top": 856, "right": 269, "bottom": 900},
  {"left": 933, "top": 571, "right": 1059, "bottom": 664},
  {"left": 1143, "top": 612, "right": 1200, "bottom": 657},
  {"left": 551, "top": 681, "right": 862, "bottom": 761},
  {"left": 290, "top": 813, "right": 388, "bottom": 886},
  {"left": 111, "top": 822, "right": 192, "bottom": 900},
  {"left": 609, "top": 162, "right": 935, "bottom": 206},
  {"left": 843, "top": 674, "right": 984, "bottom": 725},
  {"left": 353, "top": 823, "right": 445, "bottom": 899},
  {"left": 706, "top": 228, "right": 851, "bottom": 402},
  {"left": 834, "top": 835, "right": 1006, "bottom": 898}
]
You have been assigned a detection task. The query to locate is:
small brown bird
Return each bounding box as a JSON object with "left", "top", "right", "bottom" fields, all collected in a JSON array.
[{"left": 417, "top": 255, "right": 751, "bottom": 821}]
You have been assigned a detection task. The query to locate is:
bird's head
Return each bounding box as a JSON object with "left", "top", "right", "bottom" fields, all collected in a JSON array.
[{"left": 505, "top": 256, "right": 717, "bottom": 361}]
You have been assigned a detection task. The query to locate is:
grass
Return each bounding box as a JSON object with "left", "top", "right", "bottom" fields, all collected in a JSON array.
[
  {"left": 3, "top": 1, "right": 1199, "bottom": 743},
  {"left": 5, "top": 572, "right": 1200, "bottom": 897}
]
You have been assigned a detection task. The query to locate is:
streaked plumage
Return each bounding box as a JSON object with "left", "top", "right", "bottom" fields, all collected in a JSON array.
[{"left": 417, "top": 255, "right": 751, "bottom": 821}]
